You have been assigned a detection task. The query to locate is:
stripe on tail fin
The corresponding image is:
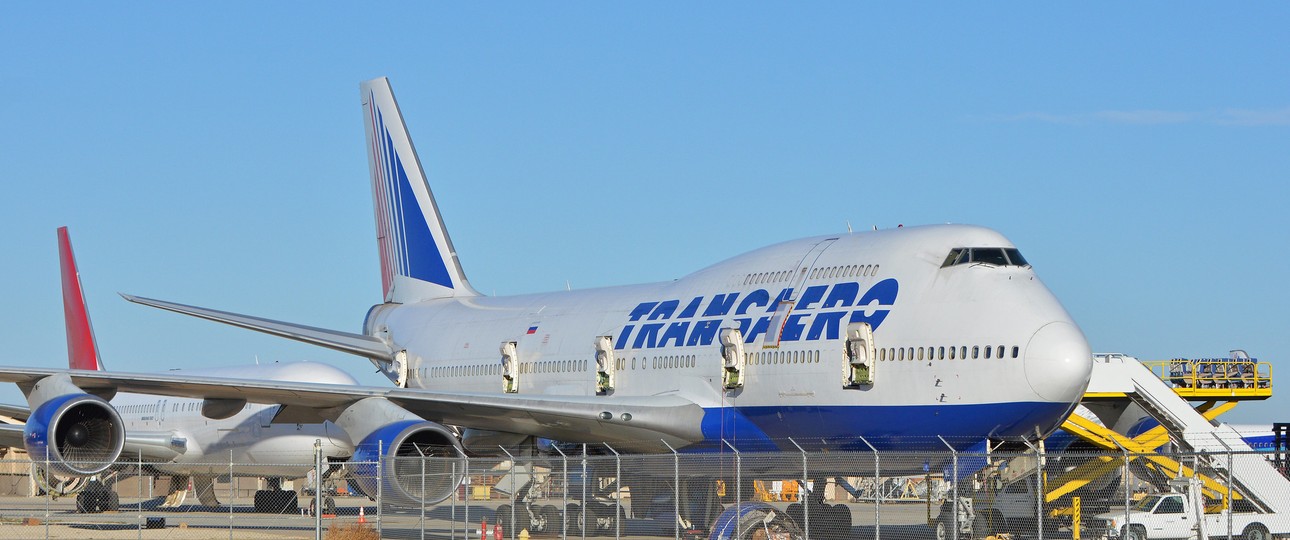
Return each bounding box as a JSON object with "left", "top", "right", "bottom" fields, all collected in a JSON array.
[
  {"left": 361, "top": 77, "right": 477, "bottom": 303},
  {"left": 57, "top": 227, "right": 103, "bottom": 371}
]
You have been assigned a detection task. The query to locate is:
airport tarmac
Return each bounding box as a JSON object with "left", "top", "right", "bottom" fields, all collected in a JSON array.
[{"left": 0, "top": 496, "right": 965, "bottom": 540}]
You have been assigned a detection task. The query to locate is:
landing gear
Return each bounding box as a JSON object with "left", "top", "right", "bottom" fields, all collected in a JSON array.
[
  {"left": 74, "top": 480, "right": 119, "bottom": 513},
  {"left": 785, "top": 487, "right": 851, "bottom": 540},
  {"left": 307, "top": 495, "right": 337, "bottom": 516},
  {"left": 495, "top": 503, "right": 530, "bottom": 534},
  {"left": 253, "top": 477, "right": 300, "bottom": 514}
]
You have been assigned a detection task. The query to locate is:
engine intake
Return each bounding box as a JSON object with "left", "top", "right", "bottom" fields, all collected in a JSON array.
[
  {"left": 24, "top": 393, "right": 125, "bottom": 476},
  {"left": 349, "top": 420, "right": 465, "bottom": 507}
]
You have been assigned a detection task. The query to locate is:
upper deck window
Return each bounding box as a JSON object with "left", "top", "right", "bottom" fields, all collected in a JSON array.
[{"left": 941, "top": 247, "right": 1031, "bottom": 268}]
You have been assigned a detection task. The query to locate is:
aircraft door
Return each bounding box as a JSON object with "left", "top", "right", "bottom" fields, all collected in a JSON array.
[
  {"left": 720, "top": 328, "right": 746, "bottom": 389},
  {"left": 594, "top": 336, "right": 615, "bottom": 394},
  {"left": 843, "top": 322, "right": 876, "bottom": 386},
  {"left": 390, "top": 350, "right": 410, "bottom": 388},
  {"left": 500, "top": 341, "right": 519, "bottom": 393}
]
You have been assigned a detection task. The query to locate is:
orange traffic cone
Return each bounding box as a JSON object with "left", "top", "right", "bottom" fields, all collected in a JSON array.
[{"left": 358, "top": 506, "right": 367, "bottom": 524}]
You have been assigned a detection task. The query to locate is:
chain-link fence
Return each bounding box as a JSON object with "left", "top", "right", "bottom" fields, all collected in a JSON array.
[{"left": 0, "top": 442, "right": 1286, "bottom": 540}]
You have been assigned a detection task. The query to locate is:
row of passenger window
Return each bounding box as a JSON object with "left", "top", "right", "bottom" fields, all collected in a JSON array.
[
  {"left": 742, "top": 264, "right": 880, "bottom": 286},
  {"left": 809, "top": 264, "right": 878, "bottom": 281},
  {"left": 747, "top": 349, "right": 820, "bottom": 365},
  {"left": 880, "top": 345, "right": 1019, "bottom": 362},
  {"left": 429, "top": 359, "right": 591, "bottom": 379},
  {"left": 614, "top": 355, "right": 698, "bottom": 370}
]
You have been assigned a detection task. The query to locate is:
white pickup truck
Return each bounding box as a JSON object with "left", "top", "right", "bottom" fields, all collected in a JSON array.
[{"left": 1096, "top": 491, "right": 1289, "bottom": 540}]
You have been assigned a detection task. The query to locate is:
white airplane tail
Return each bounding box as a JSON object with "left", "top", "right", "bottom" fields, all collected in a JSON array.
[{"left": 361, "top": 77, "right": 477, "bottom": 303}]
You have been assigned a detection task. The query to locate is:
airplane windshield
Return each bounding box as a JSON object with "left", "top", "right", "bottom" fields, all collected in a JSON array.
[{"left": 941, "top": 247, "right": 1031, "bottom": 268}]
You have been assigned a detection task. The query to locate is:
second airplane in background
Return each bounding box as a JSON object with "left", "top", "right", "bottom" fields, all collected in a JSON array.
[{"left": 0, "top": 228, "right": 355, "bottom": 513}]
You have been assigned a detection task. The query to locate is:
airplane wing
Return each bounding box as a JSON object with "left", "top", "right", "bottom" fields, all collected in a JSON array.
[
  {"left": 0, "top": 403, "right": 29, "bottom": 422},
  {"left": 0, "top": 367, "right": 706, "bottom": 449},
  {"left": 0, "top": 423, "right": 23, "bottom": 449}
]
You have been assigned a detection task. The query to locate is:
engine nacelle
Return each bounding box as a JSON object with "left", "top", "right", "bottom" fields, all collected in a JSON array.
[
  {"left": 349, "top": 420, "right": 465, "bottom": 507},
  {"left": 24, "top": 393, "right": 125, "bottom": 476}
]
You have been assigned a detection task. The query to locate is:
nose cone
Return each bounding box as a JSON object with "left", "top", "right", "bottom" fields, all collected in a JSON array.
[{"left": 1024, "top": 321, "right": 1093, "bottom": 403}]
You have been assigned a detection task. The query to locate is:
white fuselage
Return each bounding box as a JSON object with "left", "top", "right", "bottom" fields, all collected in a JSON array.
[
  {"left": 109, "top": 363, "right": 354, "bottom": 476},
  {"left": 366, "top": 225, "right": 1094, "bottom": 452}
]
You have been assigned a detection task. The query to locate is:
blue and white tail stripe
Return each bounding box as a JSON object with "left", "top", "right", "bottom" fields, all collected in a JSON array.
[{"left": 362, "top": 77, "right": 476, "bottom": 303}]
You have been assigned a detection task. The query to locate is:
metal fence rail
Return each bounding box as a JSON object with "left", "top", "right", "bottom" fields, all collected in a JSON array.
[{"left": 0, "top": 444, "right": 1286, "bottom": 540}]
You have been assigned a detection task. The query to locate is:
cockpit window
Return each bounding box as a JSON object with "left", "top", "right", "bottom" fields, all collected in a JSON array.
[
  {"left": 941, "top": 247, "right": 1031, "bottom": 268},
  {"left": 1004, "top": 248, "right": 1028, "bottom": 266},
  {"left": 943, "top": 248, "right": 965, "bottom": 267}
]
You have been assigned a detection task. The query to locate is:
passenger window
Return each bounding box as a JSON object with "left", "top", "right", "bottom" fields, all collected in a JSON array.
[
  {"left": 972, "top": 346, "right": 980, "bottom": 359},
  {"left": 997, "top": 346, "right": 1005, "bottom": 359},
  {"left": 939, "top": 347, "right": 946, "bottom": 360},
  {"left": 985, "top": 346, "right": 992, "bottom": 359},
  {"left": 1012, "top": 346, "right": 1020, "bottom": 358}
]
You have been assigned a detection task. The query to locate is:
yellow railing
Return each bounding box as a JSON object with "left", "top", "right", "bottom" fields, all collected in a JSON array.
[{"left": 1144, "top": 359, "right": 1273, "bottom": 398}]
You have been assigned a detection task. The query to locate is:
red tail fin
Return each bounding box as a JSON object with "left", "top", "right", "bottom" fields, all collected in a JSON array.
[{"left": 58, "top": 227, "right": 103, "bottom": 371}]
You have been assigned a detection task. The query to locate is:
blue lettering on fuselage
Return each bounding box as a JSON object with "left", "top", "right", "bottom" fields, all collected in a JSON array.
[{"left": 617, "top": 278, "right": 898, "bottom": 349}]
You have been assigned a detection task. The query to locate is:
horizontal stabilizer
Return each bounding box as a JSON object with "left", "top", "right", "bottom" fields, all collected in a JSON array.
[{"left": 120, "top": 294, "right": 394, "bottom": 363}]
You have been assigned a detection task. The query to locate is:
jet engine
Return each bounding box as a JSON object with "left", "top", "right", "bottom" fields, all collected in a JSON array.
[
  {"left": 348, "top": 419, "right": 466, "bottom": 507},
  {"left": 24, "top": 393, "right": 125, "bottom": 476}
]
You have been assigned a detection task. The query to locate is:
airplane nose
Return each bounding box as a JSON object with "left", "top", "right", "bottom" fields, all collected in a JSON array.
[{"left": 1024, "top": 321, "right": 1093, "bottom": 403}]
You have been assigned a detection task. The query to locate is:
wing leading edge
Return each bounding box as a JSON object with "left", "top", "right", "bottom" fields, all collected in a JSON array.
[
  {"left": 120, "top": 294, "right": 395, "bottom": 364},
  {"left": 0, "top": 367, "right": 705, "bottom": 450}
]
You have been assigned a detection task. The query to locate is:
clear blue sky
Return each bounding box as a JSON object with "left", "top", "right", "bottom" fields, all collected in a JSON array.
[{"left": 2, "top": 4, "right": 1287, "bottom": 423}]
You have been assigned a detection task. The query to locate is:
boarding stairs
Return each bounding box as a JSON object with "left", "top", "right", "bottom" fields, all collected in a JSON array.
[{"left": 1089, "top": 354, "right": 1290, "bottom": 515}]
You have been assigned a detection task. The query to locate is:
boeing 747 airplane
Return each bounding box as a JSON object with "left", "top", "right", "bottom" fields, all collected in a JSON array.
[{"left": 0, "top": 78, "right": 1094, "bottom": 534}]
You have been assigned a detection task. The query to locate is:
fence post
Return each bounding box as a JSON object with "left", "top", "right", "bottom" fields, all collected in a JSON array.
[
  {"left": 554, "top": 444, "right": 569, "bottom": 540},
  {"left": 44, "top": 448, "right": 49, "bottom": 540},
  {"left": 451, "top": 460, "right": 459, "bottom": 540},
  {"left": 137, "top": 450, "right": 143, "bottom": 540},
  {"left": 1110, "top": 438, "right": 1130, "bottom": 540},
  {"left": 581, "top": 444, "right": 588, "bottom": 540},
  {"left": 378, "top": 439, "right": 384, "bottom": 539},
  {"left": 1033, "top": 440, "right": 1047, "bottom": 540},
  {"left": 859, "top": 435, "right": 880, "bottom": 540},
  {"left": 1211, "top": 433, "right": 1234, "bottom": 540},
  {"left": 662, "top": 440, "right": 680, "bottom": 540},
  {"left": 501, "top": 446, "right": 518, "bottom": 540},
  {"left": 315, "top": 439, "right": 323, "bottom": 540},
  {"left": 722, "top": 440, "right": 741, "bottom": 540},
  {"left": 453, "top": 443, "right": 470, "bottom": 540},
  {"left": 788, "top": 438, "right": 809, "bottom": 540},
  {"left": 938, "top": 436, "right": 959, "bottom": 540},
  {"left": 229, "top": 448, "right": 235, "bottom": 540},
  {"left": 605, "top": 443, "right": 622, "bottom": 540},
  {"left": 419, "top": 444, "right": 427, "bottom": 540}
]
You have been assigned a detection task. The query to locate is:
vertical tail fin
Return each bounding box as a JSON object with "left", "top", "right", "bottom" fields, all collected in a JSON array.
[
  {"left": 57, "top": 227, "right": 104, "bottom": 371},
  {"left": 360, "top": 77, "right": 477, "bottom": 303}
]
